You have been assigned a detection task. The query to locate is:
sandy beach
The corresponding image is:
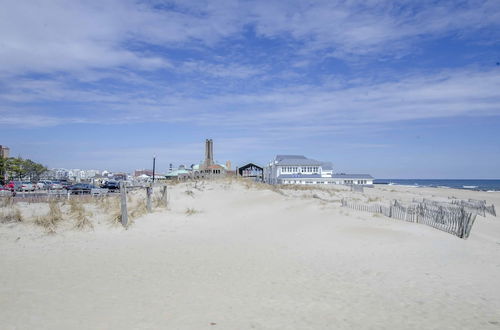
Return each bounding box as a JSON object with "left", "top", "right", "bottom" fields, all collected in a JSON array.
[{"left": 1, "top": 179, "right": 499, "bottom": 329}]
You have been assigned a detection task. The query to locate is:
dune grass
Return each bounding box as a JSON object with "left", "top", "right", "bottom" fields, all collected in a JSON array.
[
  {"left": 69, "top": 198, "right": 94, "bottom": 231},
  {"left": 0, "top": 196, "right": 14, "bottom": 207},
  {"left": 35, "top": 200, "right": 63, "bottom": 233},
  {"left": 0, "top": 207, "right": 23, "bottom": 223},
  {"left": 185, "top": 207, "right": 199, "bottom": 216},
  {"left": 130, "top": 198, "right": 148, "bottom": 219}
]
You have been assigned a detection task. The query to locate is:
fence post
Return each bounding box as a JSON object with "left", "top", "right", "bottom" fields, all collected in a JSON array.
[
  {"left": 161, "top": 185, "right": 168, "bottom": 207},
  {"left": 120, "top": 181, "right": 128, "bottom": 227},
  {"left": 146, "top": 184, "right": 152, "bottom": 213}
]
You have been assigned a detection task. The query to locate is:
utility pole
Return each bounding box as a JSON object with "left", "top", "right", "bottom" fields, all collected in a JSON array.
[{"left": 152, "top": 155, "right": 156, "bottom": 183}]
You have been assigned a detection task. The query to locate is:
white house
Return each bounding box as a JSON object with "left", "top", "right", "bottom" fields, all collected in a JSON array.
[
  {"left": 263, "top": 155, "right": 373, "bottom": 185},
  {"left": 331, "top": 173, "right": 374, "bottom": 185}
]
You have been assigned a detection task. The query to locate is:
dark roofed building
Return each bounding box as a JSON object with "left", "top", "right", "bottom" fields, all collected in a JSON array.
[{"left": 238, "top": 163, "right": 263, "bottom": 182}]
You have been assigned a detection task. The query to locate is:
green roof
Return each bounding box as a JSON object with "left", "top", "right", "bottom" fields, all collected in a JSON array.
[{"left": 165, "top": 169, "right": 190, "bottom": 177}]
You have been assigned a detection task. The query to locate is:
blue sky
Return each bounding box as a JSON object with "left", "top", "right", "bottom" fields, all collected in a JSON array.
[{"left": 1, "top": 0, "right": 499, "bottom": 178}]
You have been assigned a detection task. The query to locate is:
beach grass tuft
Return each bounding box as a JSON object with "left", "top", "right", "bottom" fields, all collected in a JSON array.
[
  {"left": 130, "top": 199, "right": 147, "bottom": 219},
  {"left": 35, "top": 200, "right": 63, "bottom": 233},
  {"left": 69, "top": 199, "right": 94, "bottom": 231},
  {"left": 185, "top": 207, "right": 199, "bottom": 216},
  {"left": 0, "top": 196, "right": 14, "bottom": 207},
  {"left": 0, "top": 207, "right": 23, "bottom": 223}
]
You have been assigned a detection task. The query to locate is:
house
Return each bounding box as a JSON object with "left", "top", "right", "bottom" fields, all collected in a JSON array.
[
  {"left": 238, "top": 163, "right": 264, "bottom": 182},
  {"left": 165, "top": 168, "right": 191, "bottom": 180},
  {"left": 330, "top": 173, "right": 374, "bottom": 185},
  {"left": 264, "top": 155, "right": 373, "bottom": 185},
  {"left": 264, "top": 155, "right": 333, "bottom": 184}
]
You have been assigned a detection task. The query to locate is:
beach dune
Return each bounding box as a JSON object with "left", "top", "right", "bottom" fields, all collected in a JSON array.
[{"left": 1, "top": 180, "right": 499, "bottom": 329}]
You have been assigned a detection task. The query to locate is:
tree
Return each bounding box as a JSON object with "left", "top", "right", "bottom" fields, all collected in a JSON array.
[
  {"left": 0, "top": 157, "right": 47, "bottom": 183},
  {"left": 0, "top": 157, "right": 7, "bottom": 184},
  {"left": 7, "top": 157, "right": 27, "bottom": 181},
  {"left": 24, "top": 159, "right": 48, "bottom": 181}
]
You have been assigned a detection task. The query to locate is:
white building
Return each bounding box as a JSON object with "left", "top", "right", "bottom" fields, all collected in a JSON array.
[
  {"left": 331, "top": 173, "right": 374, "bottom": 185},
  {"left": 264, "top": 155, "right": 373, "bottom": 185},
  {"left": 45, "top": 168, "right": 102, "bottom": 181},
  {"left": 47, "top": 168, "right": 69, "bottom": 180}
]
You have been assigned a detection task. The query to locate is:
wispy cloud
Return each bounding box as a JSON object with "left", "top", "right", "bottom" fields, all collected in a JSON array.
[
  {"left": 2, "top": 0, "right": 499, "bottom": 77},
  {"left": 2, "top": 68, "right": 499, "bottom": 136},
  {"left": 1, "top": 0, "right": 500, "bottom": 176},
  {"left": 248, "top": 0, "right": 500, "bottom": 59}
]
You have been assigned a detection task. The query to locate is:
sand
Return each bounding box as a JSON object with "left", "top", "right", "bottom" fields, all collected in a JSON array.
[{"left": 1, "top": 180, "right": 499, "bottom": 329}]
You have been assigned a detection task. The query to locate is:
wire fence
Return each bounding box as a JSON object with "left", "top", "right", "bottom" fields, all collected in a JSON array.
[{"left": 341, "top": 198, "right": 481, "bottom": 239}]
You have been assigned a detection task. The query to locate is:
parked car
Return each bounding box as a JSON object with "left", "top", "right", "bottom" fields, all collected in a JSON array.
[
  {"left": 101, "top": 180, "right": 120, "bottom": 191},
  {"left": 37, "top": 180, "right": 52, "bottom": 189},
  {"left": 18, "top": 182, "right": 35, "bottom": 192},
  {"left": 67, "top": 183, "right": 97, "bottom": 194},
  {"left": 60, "top": 181, "right": 71, "bottom": 189},
  {"left": 50, "top": 181, "right": 63, "bottom": 190},
  {"left": 0, "top": 186, "right": 11, "bottom": 196}
]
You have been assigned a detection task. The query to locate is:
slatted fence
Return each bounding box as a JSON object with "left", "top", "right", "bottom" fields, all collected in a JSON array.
[
  {"left": 341, "top": 198, "right": 478, "bottom": 239},
  {"left": 451, "top": 199, "right": 496, "bottom": 217},
  {"left": 412, "top": 198, "right": 497, "bottom": 218}
]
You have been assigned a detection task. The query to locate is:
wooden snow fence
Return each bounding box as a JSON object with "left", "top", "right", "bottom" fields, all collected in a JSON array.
[
  {"left": 341, "top": 198, "right": 477, "bottom": 239},
  {"left": 414, "top": 198, "right": 496, "bottom": 217},
  {"left": 451, "top": 199, "right": 496, "bottom": 217},
  {"left": 340, "top": 199, "right": 384, "bottom": 213}
]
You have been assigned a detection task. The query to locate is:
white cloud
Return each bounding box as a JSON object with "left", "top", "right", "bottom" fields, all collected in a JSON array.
[
  {"left": 248, "top": 0, "right": 500, "bottom": 58},
  {"left": 2, "top": 69, "right": 499, "bottom": 138},
  {"left": 180, "top": 61, "right": 265, "bottom": 78},
  {"left": 1, "top": 0, "right": 499, "bottom": 77}
]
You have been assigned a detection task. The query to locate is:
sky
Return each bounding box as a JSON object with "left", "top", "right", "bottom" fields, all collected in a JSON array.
[{"left": 1, "top": 0, "right": 500, "bottom": 178}]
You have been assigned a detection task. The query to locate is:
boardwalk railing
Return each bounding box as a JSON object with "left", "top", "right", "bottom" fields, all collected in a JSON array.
[
  {"left": 341, "top": 199, "right": 478, "bottom": 239},
  {"left": 0, "top": 189, "right": 110, "bottom": 203}
]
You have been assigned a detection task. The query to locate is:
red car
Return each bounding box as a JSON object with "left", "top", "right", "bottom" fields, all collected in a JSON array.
[{"left": 4, "top": 181, "right": 15, "bottom": 191}]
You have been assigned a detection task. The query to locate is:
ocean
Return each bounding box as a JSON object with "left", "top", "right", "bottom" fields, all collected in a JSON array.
[{"left": 374, "top": 179, "right": 500, "bottom": 192}]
